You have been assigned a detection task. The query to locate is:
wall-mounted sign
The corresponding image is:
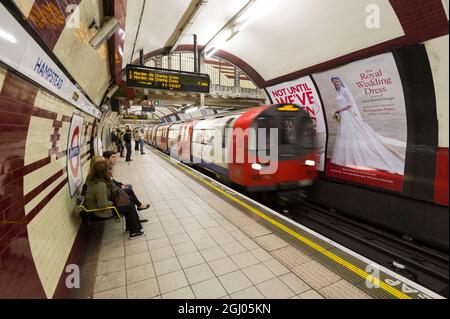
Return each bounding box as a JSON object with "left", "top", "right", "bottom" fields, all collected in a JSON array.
[
  {"left": 67, "top": 114, "right": 84, "bottom": 197},
  {"left": 126, "top": 65, "right": 210, "bottom": 93},
  {"left": 0, "top": 4, "right": 101, "bottom": 119},
  {"left": 122, "top": 114, "right": 148, "bottom": 120}
]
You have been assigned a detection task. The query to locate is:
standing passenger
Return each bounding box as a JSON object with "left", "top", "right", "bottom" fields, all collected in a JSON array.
[
  {"left": 139, "top": 129, "right": 146, "bottom": 155},
  {"left": 134, "top": 129, "right": 140, "bottom": 151},
  {"left": 124, "top": 129, "right": 133, "bottom": 162}
]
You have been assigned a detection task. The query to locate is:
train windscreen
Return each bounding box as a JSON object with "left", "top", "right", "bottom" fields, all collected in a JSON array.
[{"left": 280, "top": 118, "right": 297, "bottom": 145}]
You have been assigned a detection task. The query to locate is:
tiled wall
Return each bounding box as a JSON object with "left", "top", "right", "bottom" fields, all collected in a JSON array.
[
  {"left": 14, "top": 0, "right": 111, "bottom": 105},
  {"left": 0, "top": 65, "right": 100, "bottom": 298}
]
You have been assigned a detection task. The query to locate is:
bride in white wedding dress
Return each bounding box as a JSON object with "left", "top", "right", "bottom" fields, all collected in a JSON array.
[{"left": 330, "top": 76, "right": 406, "bottom": 175}]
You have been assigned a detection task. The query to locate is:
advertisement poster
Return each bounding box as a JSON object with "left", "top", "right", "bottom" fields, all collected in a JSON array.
[
  {"left": 67, "top": 114, "right": 84, "bottom": 197},
  {"left": 312, "top": 53, "right": 407, "bottom": 191},
  {"left": 266, "top": 76, "right": 327, "bottom": 171}
]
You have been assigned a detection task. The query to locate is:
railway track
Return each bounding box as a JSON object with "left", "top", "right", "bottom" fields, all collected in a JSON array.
[{"left": 255, "top": 191, "right": 449, "bottom": 298}]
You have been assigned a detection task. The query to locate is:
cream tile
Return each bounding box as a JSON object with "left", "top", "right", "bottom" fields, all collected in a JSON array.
[
  {"left": 164, "top": 226, "right": 185, "bottom": 236},
  {"left": 125, "top": 241, "right": 148, "bottom": 256},
  {"left": 241, "top": 264, "right": 276, "bottom": 285},
  {"left": 150, "top": 246, "right": 176, "bottom": 261},
  {"left": 218, "top": 270, "right": 253, "bottom": 294},
  {"left": 173, "top": 241, "right": 198, "bottom": 256},
  {"left": 125, "top": 251, "right": 152, "bottom": 269},
  {"left": 299, "top": 290, "right": 325, "bottom": 299},
  {"left": 157, "top": 270, "right": 189, "bottom": 294},
  {"left": 162, "top": 286, "right": 195, "bottom": 299},
  {"left": 239, "top": 238, "right": 259, "bottom": 250},
  {"left": 191, "top": 278, "right": 227, "bottom": 299},
  {"left": 146, "top": 229, "right": 167, "bottom": 240},
  {"left": 263, "top": 259, "right": 290, "bottom": 276},
  {"left": 221, "top": 241, "right": 247, "bottom": 256},
  {"left": 168, "top": 232, "right": 191, "bottom": 245},
  {"left": 200, "top": 246, "right": 227, "bottom": 262},
  {"left": 193, "top": 237, "right": 217, "bottom": 250},
  {"left": 178, "top": 252, "right": 205, "bottom": 269},
  {"left": 93, "top": 286, "right": 127, "bottom": 299},
  {"left": 127, "top": 278, "right": 160, "bottom": 299},
  {"left": 208, "top": 257, "right": 239, "bottom": 276},
  {"left": 254, "top": 234, "right": 290, "bottom": 251},
  {"left": 153, "top": 257, "right": 182, "bottom": 276},
  {"left": 256, "top": 278, "right": 295, "bottom": 299},
  {"left": 279, "top": 273, "right": 311, "bottom": 295},
  {"left": 250, "top": 248, "right": 273, "bottom": 262},
  {"left": 126, "top": 263, "right": 155, "bottom": 285},
  {"left": 147, "top": 237, "right": 171, "bottom": 250},
  {"left": 230, "top": 251, "right": 260, "bottom": 268},
  {"left": 94, "top": 270, "right": 126, "bottom": 294},
  {"left": 230, "top": 286, "right": 265, "bottom": 299},
  {"left": 184, "top": 263, "right": 215, "bottom": 285},
  {"left": 99, "top": 246, "right": 125, "bottom": 261},
  {"left": 96, "top": 257, "right": 125, "bottom": 276}
]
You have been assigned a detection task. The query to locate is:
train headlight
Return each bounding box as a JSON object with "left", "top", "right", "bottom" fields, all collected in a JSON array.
[
  {"left": 305, "top": 160, "right": 315, "bottom": 167},
  {"left": 251, "top": 163, "right": 262, "bottom": 171}
]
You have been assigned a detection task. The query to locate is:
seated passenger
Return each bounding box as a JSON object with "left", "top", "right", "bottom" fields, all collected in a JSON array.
[
  {"left": 86, "top": 161, "right": 145, "bottom": 239},
  {"left": 103, "top": 150, "right": 150, "bottom": 211},
  {"left": 80, "top": 155, "right": 107, "bottom": 197},
  {"left": 84, "top": 161, "right": 115, "bottom": 220}
]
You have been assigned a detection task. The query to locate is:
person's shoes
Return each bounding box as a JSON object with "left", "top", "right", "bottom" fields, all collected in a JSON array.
[
  {"left": 139, "top": 219, "right": 149, "bottom": 223},
  {"left": 129, "top": 231, "right": 145, "bottom": 240},
  {"left": 137, "top": 204, "right": 150, "bottom": 211},
  {"left": 125, "top": 226, "right": 144, "bottom": 232}
]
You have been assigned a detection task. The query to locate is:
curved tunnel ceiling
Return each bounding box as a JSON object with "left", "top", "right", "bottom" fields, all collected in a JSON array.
[{"left": 122, "top": 0, "right": 407, "bottom": 85}]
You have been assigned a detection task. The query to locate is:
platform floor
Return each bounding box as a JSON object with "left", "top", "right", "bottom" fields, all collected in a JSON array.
[{"left": 75, "top": 147, "right": 378, "bottom": 299}]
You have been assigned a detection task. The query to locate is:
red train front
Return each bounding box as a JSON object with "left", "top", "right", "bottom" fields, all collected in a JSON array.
[{"left": 227, "top": 104, "right": 318, "bottom": 191}]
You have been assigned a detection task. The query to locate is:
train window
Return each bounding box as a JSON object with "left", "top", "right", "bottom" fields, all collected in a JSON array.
[
  {"left": 202, "top": 130, "right": 209, "bottom": 145},
  {"left": 300, "top": 118, "right": 315, "bottom": 149},
  {"left": 280, "top": 118, "right": 297, "bottom": 145},
  {"left": 193, "top": 130, "right": 202, "bottom": 143}
]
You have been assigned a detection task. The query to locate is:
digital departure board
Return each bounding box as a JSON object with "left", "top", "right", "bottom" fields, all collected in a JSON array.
[
  {"left": 122, "top": 114, "right": 148, "bottom": 120},
  {"left": 126, "top": 65, "right": 210, "bottom": 93}
]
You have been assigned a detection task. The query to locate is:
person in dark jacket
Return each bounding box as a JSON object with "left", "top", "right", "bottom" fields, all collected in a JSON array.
[{"left": 124, "top": 129, "right": 133, "bottom": 162}]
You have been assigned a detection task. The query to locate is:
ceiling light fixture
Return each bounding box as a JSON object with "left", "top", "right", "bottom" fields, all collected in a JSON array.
[
  {"left": 201, "top": 0, "right": 256, "bottom": 57},
  {"left": 0, "top": 28, "right": 17, "bottom": 44}
]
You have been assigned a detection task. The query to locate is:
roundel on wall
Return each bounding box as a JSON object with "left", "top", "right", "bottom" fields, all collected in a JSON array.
[{"left": 67, "top": 113, "right": 84, "bottom": 197}]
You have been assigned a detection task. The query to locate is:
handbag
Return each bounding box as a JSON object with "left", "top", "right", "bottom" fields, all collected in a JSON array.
[{"left": 111, "top": 185, "right": 130, "bottom": 207}]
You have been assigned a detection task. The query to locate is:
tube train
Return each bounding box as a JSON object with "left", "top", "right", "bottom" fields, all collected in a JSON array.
[{"left": 144, "top": 104, "right": 319, "bottom": 192}]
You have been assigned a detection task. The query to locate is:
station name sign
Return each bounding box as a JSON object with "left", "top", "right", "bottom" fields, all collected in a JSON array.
[{"left": 126, "top": 65, "right": 210, "bottom": 94}]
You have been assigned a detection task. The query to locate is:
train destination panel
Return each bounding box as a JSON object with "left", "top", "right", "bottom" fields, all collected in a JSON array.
[{"left": 126, "top": 65, "right": 210, "bottom": 93}]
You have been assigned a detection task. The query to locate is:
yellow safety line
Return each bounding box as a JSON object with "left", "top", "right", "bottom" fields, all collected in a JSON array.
[{"left": 170, "top": 159, "right": 411, "bottom": 299}]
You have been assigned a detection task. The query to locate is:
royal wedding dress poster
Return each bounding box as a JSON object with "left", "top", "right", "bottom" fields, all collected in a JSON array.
[
  {"left": 266, "top": 76, "right": 327, "bottom": 171},
  {"left": 313, "top": 53, "right": 407, "bottom": 191}
]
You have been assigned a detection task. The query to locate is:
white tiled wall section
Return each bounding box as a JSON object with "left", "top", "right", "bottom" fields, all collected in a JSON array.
[
  {"left": 27, "top": 184, "right": 80, "bottom": 298},
  {"left": 425, "top": 35, "right": 449, "bottom": 148},
  {"left": 52, "top": 0, "right": 111, "bottom": 105}
]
